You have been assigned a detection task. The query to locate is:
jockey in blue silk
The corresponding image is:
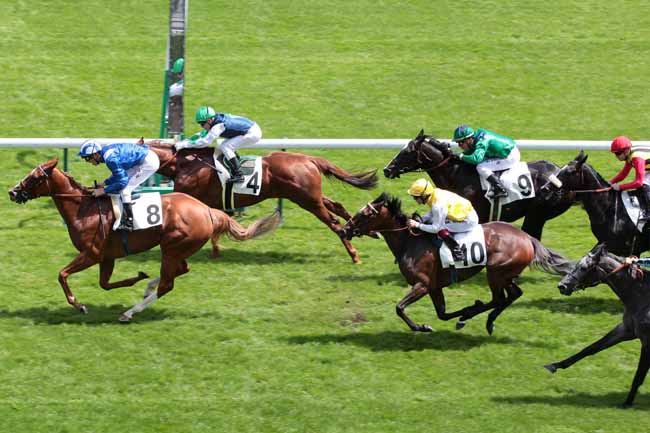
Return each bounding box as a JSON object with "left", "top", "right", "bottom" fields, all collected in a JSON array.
[
  {"left": 78, "top": 140, "right": 160, "bottom": 231},
  {"left": 452, "top": 125, "right": 520, "bottom": 198},
  {"left": 406, "top": 178, "right": 479, "bottom": 261},
  {"left": 175, "top": 106, "right": 263, "bottom": 183}
]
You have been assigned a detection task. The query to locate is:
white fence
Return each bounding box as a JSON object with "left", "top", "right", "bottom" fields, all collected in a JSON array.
[{"left": 0, "top": 137, "right": 638, "bottom": 150}]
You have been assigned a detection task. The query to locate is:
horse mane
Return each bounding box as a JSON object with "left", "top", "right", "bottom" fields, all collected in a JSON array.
[
  {"left": 374, "top": 192, "right": 408, "bottom": 225},
  {"left": 57, "top": 168, "right": 91, "bottom": 192},
  {"left": 582, "top": 162, "right": 611, "bottom": 187}
]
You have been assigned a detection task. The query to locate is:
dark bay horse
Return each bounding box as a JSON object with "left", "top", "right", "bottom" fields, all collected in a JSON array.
[
  {"left": 546, "top": 243, "right": 650, "bottom": 407},
  {"left": 8, "top": 158, "right": 281, "bottom": 322},
  {"left": 147, "top": 141, "right": 377, "bottom": 263},
  {"left": 339, "top": 193, "right": 572, "bottom": 334},
  {"left": 548, "top": 151, "right": 648, "bottom": 256},
  {"left": 383, "top": 130, "right": 574, "bottom": 239}
]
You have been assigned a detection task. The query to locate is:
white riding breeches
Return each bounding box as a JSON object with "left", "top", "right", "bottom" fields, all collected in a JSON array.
[
  {"left": 217, "top": 123, "right": 263, "bottom": 160},
  {"left": 476, "top": 147, "right": 521, "bottom": 178},
  {"left": 445, "top": 209, "right": 479, "bottom": 233},
  {"left": 120, "top": 150, "right": 160, "bottom": 203}
]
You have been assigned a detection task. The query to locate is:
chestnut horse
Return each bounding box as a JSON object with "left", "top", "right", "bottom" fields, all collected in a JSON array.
[
  {"left": 146, "top": 141, "right": 377, "bottom": 263},
  {"left": 340, "top": 193, "right": 572, "bottom": 334},
  {"left": 8, "top": 158, "right": 281, "bottom": 322}
]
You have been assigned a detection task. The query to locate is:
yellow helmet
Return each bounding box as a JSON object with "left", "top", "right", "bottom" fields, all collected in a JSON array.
[{"left": 407, "top": 178, "right": 434, "bottom": 197}]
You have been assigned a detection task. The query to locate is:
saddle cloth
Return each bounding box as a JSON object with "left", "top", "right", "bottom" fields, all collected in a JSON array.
[
  {"left": 439, "top": 224, "right": 487, "bottom": 269},
  {"left": 478, "top": 162, "right": 536, "bottom": 205},
  {"left": 110, "top": 193, "right": 163, "bottom": 231},
  {"left": 621, "top": 190, "right": 647, "bottom": 233},
  {"left": 213, "top": 154, "right": 263, "bottom": 197}
]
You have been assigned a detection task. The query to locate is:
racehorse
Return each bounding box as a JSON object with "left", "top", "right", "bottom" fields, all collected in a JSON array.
[
  {"left": 546, "top": 243, "right": 650, "bottom": 407},
  {"left": 147, "top": 141, "right": 378, "bottom": 263},
  {"left": 339, "top": 193, "right": 572, "bottom": 334},
  {"left": 383, "top": 130, "right": 575, "bottom": 240},
  {"left": 547, "top": 151, "right": 649, "bottom": 256},
  {"left": 8, "top": 158, "right": 281, "bottom": 322}
]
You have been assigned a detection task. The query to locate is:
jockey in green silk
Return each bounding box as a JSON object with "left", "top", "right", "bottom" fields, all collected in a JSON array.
[{"left": 453, "top": 125, "right": 520, "bottom": 198}]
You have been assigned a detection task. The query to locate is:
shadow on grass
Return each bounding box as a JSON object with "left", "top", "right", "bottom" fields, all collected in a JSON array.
[
  {"left": 512, "top": 296, "right": 621, "bottom": 315},
  {"left": 0, "top": 304, "right": 182, "bottom": 325},
  {"left": 122, "top": 248, "right": 333, "bottom": 265},
  {"left": 492, "top": 392, "right": 650, "bottom": 410},
  {"left": 326, "top": 271, "right": 405, "bottom": 285},
  {"left": 286, "top": 329, "right": 551, "bottom": 352}
]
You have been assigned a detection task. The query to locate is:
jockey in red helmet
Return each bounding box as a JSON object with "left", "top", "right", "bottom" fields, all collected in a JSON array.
[{"left": 609, "top": 136, "right": 650, "bottom": 220}]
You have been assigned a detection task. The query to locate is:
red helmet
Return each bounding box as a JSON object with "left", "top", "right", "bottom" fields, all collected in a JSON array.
[{"left": 610, "top": 136, "right": 632, "bottom": 153}]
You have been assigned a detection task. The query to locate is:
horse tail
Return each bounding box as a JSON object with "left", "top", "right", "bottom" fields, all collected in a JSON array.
[
  {"left": 529, "top": 236, "right": 574, "bottom": 275},
  {"left": 310, "top": 157, "right": 378, "bottom": 190},
  {"left": 212, "top": 209, "right": 282, "bottom": 241}
]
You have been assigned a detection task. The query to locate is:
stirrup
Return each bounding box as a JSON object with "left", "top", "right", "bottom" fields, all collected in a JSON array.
[{"left": 228, "top": 174, "right": 245, "bottom": 184}]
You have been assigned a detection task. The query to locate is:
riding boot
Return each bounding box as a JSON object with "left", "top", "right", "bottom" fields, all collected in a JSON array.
[
  {"left": 120, "top": 202, "right": 134, "bottom": 231},
  {"left": 486, "top": 174, "right": 507, "bottom": 198},
  {"left": 438, "top": 230, "right": 463, "bottom": 262},
  {"left": 639, "top": 185, "right": 650, "bottom": 221},
  {"left": 227, "top": 157, "right": 245, "bottom": 184}
]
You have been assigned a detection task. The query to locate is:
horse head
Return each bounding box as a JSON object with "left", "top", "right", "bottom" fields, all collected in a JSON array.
[
  {"left": 383, "top": 129, "right": 452, "bottom": 178},
  {"left": 9, "top": 158, "right": 59, "bottom": 204},
  {"left": 340, "top": 193, "right": 404, "bottom": 240},
  {"left": 543, "top": 151, "right": 603, "bottom": 199},
  {"left": 558, "top": 243, "right": 614, "bottom": 295}
]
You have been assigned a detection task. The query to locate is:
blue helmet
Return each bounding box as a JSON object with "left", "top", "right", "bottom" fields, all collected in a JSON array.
[
  {"left": 453, "top": 125, "right": 475, "bottom": 142},
  {"left": 77, "top": 140, "right": 103, "bottom": 157}
]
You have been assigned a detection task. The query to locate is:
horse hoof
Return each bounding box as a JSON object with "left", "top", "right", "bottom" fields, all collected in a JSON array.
[
  {"left": 118, "top": 314, "right": 132, "bottom": 323},
  {"left": 138, "top": 271, "right": 149, "bottom": 279},
  {"left": 419, "top": 324, "right": 433, "bottom": 332},
  {"left": 456, "top": 320, "right": 466, "bottom": 330},
  {"left": 543, "top": 364, "right": 557, "bottom": 373},
  {"left": 486, "top": 322, "right": 494, "bottom": 335},
  {"left": 79, "top": 305, "right": 89, "bottom": 315}
]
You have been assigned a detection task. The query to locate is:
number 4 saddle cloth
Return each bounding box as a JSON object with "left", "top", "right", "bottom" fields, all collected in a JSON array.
[
  {"left": 110, "top": 193, "right": 163, "bottom": 232},
  {"left": 212, "top": 154, "right": 264, "bottom": 197},
  {"left": 439, "top": 224, "right": 487, "bottom": 269}
]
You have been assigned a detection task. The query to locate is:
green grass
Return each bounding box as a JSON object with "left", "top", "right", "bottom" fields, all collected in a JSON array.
[{"left": 3, "top": 1, "right": 650, "bottom": 432}]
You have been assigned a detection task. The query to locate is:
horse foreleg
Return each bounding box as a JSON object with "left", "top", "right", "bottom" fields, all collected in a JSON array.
[
  {"left": 98, "top": 258, "right": 149, "bottom": 291},
  {"left": 521, "top": 215, "right": 544, "bottom": 240},
  {"left": 58, "top": 252, "right": 99, "bottom": 314},
  {"left": 119, "top": 258, "right": 189, "bottom": 322},
  {"left": 484, "top": 282, "right": 523, "bottom": 335},
  {"left": 395, "top": 282, "right": 433, "bottom": 332},
  {"left": 544, "top": 322, "right": 635, "bottom": 373},
  {"left": 623, "top": 343, "right": 650, "bottom": 407},
  {"left": 429, "top": 286, "right": 473, "bottom": 322},
  {"left": 210, "top": 232, "right": 222, "bottom": 259}
]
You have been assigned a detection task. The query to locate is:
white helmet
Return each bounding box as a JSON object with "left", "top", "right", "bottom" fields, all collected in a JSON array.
[{"left": 77, "top": 139, "right": 103, "bottom": 158}]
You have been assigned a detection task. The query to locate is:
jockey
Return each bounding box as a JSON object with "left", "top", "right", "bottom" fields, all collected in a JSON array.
[
  {"left": 174, "top": 106, "right": 263, "bottom": 184},
  {"left": 609, "top": 135, "right": 650, "bottom": 220},
  {"left": 452, "top": 125, "right": 520, "bottom": 198},
  {"left": 78, "top": 139, "right": 160, "bottom": 231},
  {"left": 406, "top": 178, "right": 479, "bottom": 261}
]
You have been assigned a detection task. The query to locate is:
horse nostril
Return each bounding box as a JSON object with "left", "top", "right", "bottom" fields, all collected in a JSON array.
[{"left": 383, "top": 168, "right": 392, "bottom": 178}]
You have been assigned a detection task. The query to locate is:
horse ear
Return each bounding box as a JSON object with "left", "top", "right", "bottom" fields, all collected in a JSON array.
[
  {"left": 592, "top": 242, "right": 607, "bottom": 257},
  {"left": 44, "top": 158, "right": 59, "bottom": 171},
  {"left": 417, "top": 129, "right": 424, "bottom": 138},
  {"left": 576, "top": 150, "right": 588, "bottom": 164}
]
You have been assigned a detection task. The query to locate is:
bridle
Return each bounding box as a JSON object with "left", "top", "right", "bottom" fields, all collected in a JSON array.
[
  {"left": 14, "top": 165, "right": 92, "bottom": 201},
  {"left": 391, "top": 137, "right": 453, "bottom": 175},
  {"left": 345, "top": 201, "right": 421, "bottom": 236}
]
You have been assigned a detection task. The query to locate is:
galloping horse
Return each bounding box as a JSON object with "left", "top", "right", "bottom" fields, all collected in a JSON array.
[
  {"left": 339, "top": 193, "right": 572, "bottom": 334},
  {"left": 147, "top": 141, "right": 377, "bottom": 263},
  {"left": 8, "top": 158, "right": 281, "bottom": 322},
  {"left": 548, "top": 151, "right": 649, "bottom": 256},
  {"left": 546, "top": 243, "right": 650, "bottom": 407},
  {"left": 383, "top": 130, "right": 574, "bottom": 239}
]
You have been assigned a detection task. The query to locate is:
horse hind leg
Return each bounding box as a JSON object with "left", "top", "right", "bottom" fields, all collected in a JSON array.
[
  {"left": 297, "top": 199, "right": 361, "bottom": 264},
  {"left": 322, "top": 195, "right": 352, "bottom": 220},
  {"left": 210, "top": 232, "right": 222, "bottom": 259},
  {"left": 484, "top": 282, "right": 523, "bottom": 335},
  {"left": 99, "top": 258, "right": 149, "bottom": 291},
  {"left": 119, "top": 258, "right": 189, "bottom": 322},
  {"left": 623, "top": 342, "right": 650, "bottom": 407}
]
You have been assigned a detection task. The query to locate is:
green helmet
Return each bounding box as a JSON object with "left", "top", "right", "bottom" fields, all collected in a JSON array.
[
  {"left": 171, "top": 57, "right": 184, "bottom": 74},
  {"left": 453, "top": 125, "right": 475, "bottom": 142},
  {"left": 195, "top": 106, "right": 216, "bottom": 124}
]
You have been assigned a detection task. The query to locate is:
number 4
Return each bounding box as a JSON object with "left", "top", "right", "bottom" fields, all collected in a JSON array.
[{"left": 246, "top": 172, "right": 260, "bottom": 194}]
